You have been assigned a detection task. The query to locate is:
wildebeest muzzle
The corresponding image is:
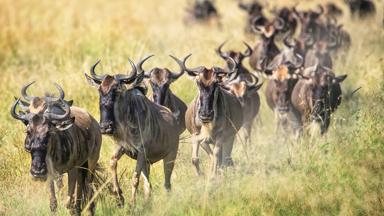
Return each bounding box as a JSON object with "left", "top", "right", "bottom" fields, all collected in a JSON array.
[{"left": 30, "top": 150, "right": 48, "bottom": 181}]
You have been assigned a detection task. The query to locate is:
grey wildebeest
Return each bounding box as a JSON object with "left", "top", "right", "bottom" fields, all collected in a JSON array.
[
  {"left": 11, "top": 83, "right": 102, "bottom": 215},
  {"left": 182, "top": 56, "right": 243, "bottom": 176},
  {"left": 85, "top": 56, "right": 179, "bottom": 206},
  {"left": 263, "top": 53, "right": 304, "bottom": 134},
  {"left": 225, "top": 72, "right": 262, "bottom": 147},
  {"left": 143, "top": 55, "right": 190, "bottom": 134},
  {"left": 215, "top": 42, "right": 262, "bottom": 146},
  {"left": 291, "top": 65, "right": 347, "bottom": 134}
]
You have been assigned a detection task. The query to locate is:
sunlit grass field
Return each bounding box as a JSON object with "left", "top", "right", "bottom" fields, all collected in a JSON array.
[{"left": 0, "top": 0, "right": 383, "bottom": 215}]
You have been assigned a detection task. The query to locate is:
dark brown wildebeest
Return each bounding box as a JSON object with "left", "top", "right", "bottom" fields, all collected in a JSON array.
[
  {"left": 249, "top": 16, "right": 281, "bottom": 74},
  {"left": 216, "top": 42, "right": 262, "bottom": 146},
  {"left": 216, "top": 41, "right": 253, "bottom": 79},
  {"left": 345, "top": 0, "right": 376, "bottom": 18},
  {"left": 225, "top": 72, "right": 262, "bottom": 147},
  {"left": 304, "top": 34, "right": 337, "bottom": 69},
  {"left": 85, "top": 56, "right": 179, "bottom": 206},
  {"left": 291, "top": 65, "right": 347, "bottom": 134},
  {"left": 143, "top": 55, "right": 190, "bottom": 134},
  {"left": 185, "top": 0, "right": 220, "bottom": 25},
  {"left": 264, "top": 55, "right": 304, "bottom": 133},
  {"left": 324, "top": 2, "right": 343, "bottom": 19},
  {"left": 270, "top": 6, "right": 299, "bottom": 37},
  {"left": 11, "top": 83, "right": 102, "bottom": 215},
  {"left": 238, "top": 0, "right": 265, "bottom": 33},
  {"left": 182, "top": 56, "right": 243, "bottom": 176}
]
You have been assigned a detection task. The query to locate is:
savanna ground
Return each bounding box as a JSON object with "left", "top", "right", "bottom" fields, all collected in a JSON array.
[{"left": 0, "top": 0, "right": 383, "bottom": 215}]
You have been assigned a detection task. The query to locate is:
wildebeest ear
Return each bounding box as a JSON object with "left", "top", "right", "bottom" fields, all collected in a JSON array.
[
  {"left": 333, "top": 74, "right": 347, "bottom": 83},
  {"left": 55, "top": 117, "right": 75, "bottom": 131},
  {"left": 84, "top": 73, "right": 101, "bottom": 87},
  {"left": 65, "top": 100, "right": 73, "bottom": 106}
]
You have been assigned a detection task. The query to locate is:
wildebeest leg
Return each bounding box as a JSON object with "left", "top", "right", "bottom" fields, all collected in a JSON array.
[
  {"left": 110, "top": 146, "right": 125, "bottom": 207},
  {"left": 74, "top": 168, "right": 85, "bottom": 215},
  {"left": 163, "top": 149, "right": 177, "bottom": 191},
  {"left": 66, "top": 169, "right": 78, "bottom": 211},
  {"left": 210, "top": 143, "right": 222, "bottom": 177},
  {"left": 191, "top": 135, "right": 203, "bottom": 176},
  {"left": 49, "top": 179, "right": 57, "bottom": 212},
  {"left": 220, "top": 135, "right": 236, "bottom": 167},
  {"left": 142, "top": 162, "right": 151, "bottom": 201},
  {"left": 130, "top": 152, "right": 145, "bottom": 206},
  {"left": 85, "top": 157, "right": 99, "bottom": 215},
  {"left": 243, "top": 122, "right": 252, "bottom": 147},
  {"left": 56, "top": 174, "right": 64, "bottom": 190}
]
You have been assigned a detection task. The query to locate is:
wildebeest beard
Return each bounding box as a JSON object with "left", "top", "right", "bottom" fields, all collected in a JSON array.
[{"left": 114, "top": 88, "right": 162, "bottom": 150}]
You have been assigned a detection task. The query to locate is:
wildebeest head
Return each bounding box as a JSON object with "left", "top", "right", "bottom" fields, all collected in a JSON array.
[
  {"left": 251, "top": 16, "right": 284, "bottom": 38},
  {"left": 266, "top": 54, "right": 304, "bottom": 113},
  {"left": 144, "top": 54, "right": 191, "bottom": 105},
  {"left": 302, "top": 65, "right": 347, "bottom": 122},
  {"left": 11, "top": 92, "right": 73, "bottom": 181},
  {"left": 181, "top": 55, "right": 237, "bottom": 123},
  {"left": 190, "top": 0, "right": 218, "bottom": 20},
  {"left": 226, "top": 72, "right": 262, "bottom": 105},
  {"left": 84, "top": 56, "right": 153, "bottom": 134},
  {"left": 216, "top": 41, "right": 252, "bottom": 68},
  {"left": 294, "top": 5, "right": 324, "bottom": 35}
]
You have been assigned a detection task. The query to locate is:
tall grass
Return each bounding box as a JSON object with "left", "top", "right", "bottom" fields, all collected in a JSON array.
[{"left": 0, "top": 0, "right": 383, "bottom": 215}]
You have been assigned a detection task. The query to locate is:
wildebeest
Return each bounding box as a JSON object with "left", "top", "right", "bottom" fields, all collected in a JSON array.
[
  {"left": 143, "top": 55, "right": 190, "bottom": 134},
  {"left": 185, "top": 0, "right": 220, "bottom": 25},
  {"left": 225, "top": 72, "right": 262, "bottom": 147},
  {"left": 345, "top": 0, "right": 376, "bottom": 18},
  {"left": 270, "top": 6, "right": 299, "bottom": 37},
  {"left": 249, "top": 16, "right": 281, "bottom": 74},
  {"left": 291, "top": 65, "right": 347, "bottom": 134},
  {"left": 216, "top": 42, "right": 262, "bottom": 146},
  {"left": 182, "top": 56, "right": 243, "bottom": 176},
  {"left": 304, "top": 37, "right": 335, "bottom": 69},
  {"left": 264, "top": 55, "right": 304, "bottom": 133},
  {"left": 238, "top": 0, "right": 265, "bottom": 33},
  {"left": 85, "top": 56, "right": 179, "bottom": 206},
  {"left": 11, "top": 82, "right": 102, "bottom": 215}
]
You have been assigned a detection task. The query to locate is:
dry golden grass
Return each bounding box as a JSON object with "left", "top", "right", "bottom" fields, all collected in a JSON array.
[{"left": 0, "top": 0, "right": 383, "bottom": 215}]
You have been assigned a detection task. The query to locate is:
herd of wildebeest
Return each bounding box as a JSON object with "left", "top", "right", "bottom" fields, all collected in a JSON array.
[{"left": 9, "top": 0, "right": 376, "bottom": 214}]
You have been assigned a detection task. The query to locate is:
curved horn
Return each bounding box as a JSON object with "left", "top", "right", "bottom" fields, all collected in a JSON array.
[
  {"left": 245, "top": 72, "right": 260, "bottom": 87},
  {"left": 251, "top": 16, "right": 264, "bottom": 33},
  {"left": 316, "top": 4, "right": 324, "bottom": 16},
  {"left": 216, "top": 41, "right": 229, "bottom": 59},
  {"left": 274, "top": 17, "right": 285, "bottom": 30},
  {"left": 292, "top": 53, "right": 304, "bottom": 69},
  {"left": 136, "top": 55, "right": 154, "bottom": 74},
  {"left": 242, "top": 41, "right": 253, "bottom": 57},
  {"left": 116, "top": 57, "right": 139, "bottom": 84},
  {"left": 53, "top": 83, "right": 65, "bottom": 100},
  {"left": 177, "top": 54, "right": 204, "bottom": 76},
  {"left": 44, "top": 99, "right": 71, "bottom": 121},
  {"left": 224, "top": 57, "right": 238, "bottom": 74},
  {"left": 169, "top": 54, "right": 192, "bottom": 79},
  {"left": 10, "top": 98, "right": 28, "bottom": 123},
  {"left": 21, "top": 81, "right": 36, "bottom": 102},
  {"left": 90, "top": 60, "right": 105, "bottom": 81}
]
